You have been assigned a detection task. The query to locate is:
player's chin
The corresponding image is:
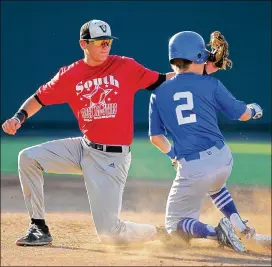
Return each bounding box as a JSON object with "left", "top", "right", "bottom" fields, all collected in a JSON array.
[{"left": 99, "top": 53, "right": 110, "bottom": 61}]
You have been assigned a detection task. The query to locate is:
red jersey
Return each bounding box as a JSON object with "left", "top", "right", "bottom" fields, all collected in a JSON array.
[{"left": 36, "top": 55, "right": 160, "bottom": 145}]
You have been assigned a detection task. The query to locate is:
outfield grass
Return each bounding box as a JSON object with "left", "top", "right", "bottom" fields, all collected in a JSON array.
[
  {"left": 129, "top": 139, "right": 271, "bottom": 185},
  {"left": 1, "top": 137, "right": 271, "bottom": 185}
]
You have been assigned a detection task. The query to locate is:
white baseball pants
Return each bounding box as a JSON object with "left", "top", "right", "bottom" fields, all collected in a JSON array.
[
  {"left": 165, "top": 144, "right": 233, "bottom": 233},
  {"left": 18, "top": 137, "right": 157, "bottom": 244}
]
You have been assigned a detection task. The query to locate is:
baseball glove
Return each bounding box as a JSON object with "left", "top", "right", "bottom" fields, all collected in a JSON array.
[{"left": 207, "top": 31, "right": 233, "bottom": 70}]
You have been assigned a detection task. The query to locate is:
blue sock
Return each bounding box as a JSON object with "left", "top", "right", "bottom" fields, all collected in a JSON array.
[
  {"left": 209, "top": 187, "right": 239, "bottom": 218},
  {"left": 209, "top": 187, "right": 248, "bottom": 232},
  {"left": 177, "top": 218, "right": 217, "bottom": 240}
]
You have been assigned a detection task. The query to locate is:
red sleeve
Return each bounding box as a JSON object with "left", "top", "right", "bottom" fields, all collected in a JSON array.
[
  {"left": 36, "top": 66, "right": 71, "bottom": 105},
  {"left": 124, "top": 57, "right": 159, "bottom": 91}
]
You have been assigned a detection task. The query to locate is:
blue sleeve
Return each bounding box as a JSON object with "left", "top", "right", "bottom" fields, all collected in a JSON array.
[
  {"left": 148, "top": 94, "right": 166, "bottom": 136},
  {"left": 215, "top": 80, "right": 247, "bottom": 120}
]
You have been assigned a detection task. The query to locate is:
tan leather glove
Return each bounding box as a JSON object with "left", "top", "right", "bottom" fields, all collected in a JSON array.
[{"left": 207, "top": 31, "right": 233, "bottom": 70}]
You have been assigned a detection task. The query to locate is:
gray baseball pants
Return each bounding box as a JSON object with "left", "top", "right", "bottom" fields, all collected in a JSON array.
[
  {"left": 165, "top": 144, "right": 233, "bottom": 233},
  {"left": 18, "top": 137, "right": 157, "bottom": 243}
]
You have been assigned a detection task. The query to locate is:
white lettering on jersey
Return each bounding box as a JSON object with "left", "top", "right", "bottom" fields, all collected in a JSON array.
[
  {"left": 76, "top": 75, "right": 120, "bottom": 121},
  {"left": 76, "top": 75, "right": 119, "bottom": 95}
]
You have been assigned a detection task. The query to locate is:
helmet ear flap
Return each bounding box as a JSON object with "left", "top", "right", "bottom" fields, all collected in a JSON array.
[{"left": 195, "top": 49, "right": 210, "bottom": 64}]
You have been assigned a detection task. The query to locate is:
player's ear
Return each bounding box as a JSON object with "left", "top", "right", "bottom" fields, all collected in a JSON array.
[{"left": 79, "top": 40, "right": 87, "bottom": 50}]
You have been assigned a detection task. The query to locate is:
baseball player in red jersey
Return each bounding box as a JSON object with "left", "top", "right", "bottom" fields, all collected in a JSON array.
[
  {"left": 2, "top": 19, "right": 177, "bottom": 246},
  {"left": 2, "top": 19, "right": 219, "bottom": 246}
]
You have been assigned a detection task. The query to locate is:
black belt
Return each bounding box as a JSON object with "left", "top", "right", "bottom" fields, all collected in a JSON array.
[{"left": 83, "top": 137, "right": 130, "bottom": 153}]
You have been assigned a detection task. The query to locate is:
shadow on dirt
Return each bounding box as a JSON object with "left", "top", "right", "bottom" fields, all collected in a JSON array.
[{"left": 43, "top": 244, "right": 272, "bottom": 265}]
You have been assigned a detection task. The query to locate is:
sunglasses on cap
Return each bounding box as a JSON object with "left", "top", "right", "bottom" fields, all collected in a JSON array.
[{"left": 84, "top": 39, "right": 113, "bottom": 47}]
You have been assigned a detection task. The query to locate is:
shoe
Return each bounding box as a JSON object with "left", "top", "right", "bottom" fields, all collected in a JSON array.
[
  {"left": 215, "top": 218, "right": 246, "bottom": 253},
  {"left": 16, "top": 224, "right": 53, "bottom": 246}
]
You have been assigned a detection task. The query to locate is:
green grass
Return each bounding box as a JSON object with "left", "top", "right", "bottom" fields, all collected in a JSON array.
[
  {"left": 227, "top": 143, "right": 271, "bottom": 155},
  {"left": 128, "top": 139, "right": 271, "bottom": 185},
  {"left": 1, "top": 137, "right": 271, "bottom": 185}
]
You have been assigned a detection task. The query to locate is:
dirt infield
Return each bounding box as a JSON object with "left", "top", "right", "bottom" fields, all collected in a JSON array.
[{"left": 1, "top": 174, "right": 271, "bottom": 266}]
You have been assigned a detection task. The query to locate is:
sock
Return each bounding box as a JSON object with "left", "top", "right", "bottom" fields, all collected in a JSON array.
[
  {"left": 31, "top": 218, "right": 49, "bottom": 232},
  {"left": 209, "top": 187, "right": 246, "bottom": 232},
  {"left": 177, "top": 218, "right": 217, "bottom": 240}
]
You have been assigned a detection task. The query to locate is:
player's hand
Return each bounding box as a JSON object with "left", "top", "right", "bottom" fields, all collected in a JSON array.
[
  {"left": 247, "top": 103, "right": 263, "bottom": 119},
  {"left": 171, "top": 157, "right": 178, "bottom": 171},
  {"left": 2, "top": 118, "right": 21, "bottom": 135},
  {"left": 205, "top": 61, "right": 219, "bottom": 74}
]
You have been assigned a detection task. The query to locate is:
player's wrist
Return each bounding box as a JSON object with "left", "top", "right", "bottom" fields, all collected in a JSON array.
[
  {"left": 12, "top": 109, "right": 28, "bottom": 124},
  {"left": 166, "top": 146, "right": 175, "bottom": 159}
]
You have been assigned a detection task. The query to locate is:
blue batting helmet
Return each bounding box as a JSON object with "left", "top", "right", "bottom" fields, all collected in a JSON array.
[{"left": 169, "top": 31, "right": 209, "bottom": 64}]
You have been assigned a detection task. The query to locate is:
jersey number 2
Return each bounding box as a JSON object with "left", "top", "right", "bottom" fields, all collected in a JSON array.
[{"left": 174, "top": 92, "right": 196, "bottom": 125}]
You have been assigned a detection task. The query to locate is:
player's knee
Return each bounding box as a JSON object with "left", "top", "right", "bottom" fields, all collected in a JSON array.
[
  {"left": 18, "top": 148, "right": 30, "bottom": 164},
  {"left": 18, "top": 147, "right": 38, "bottom": 167}
]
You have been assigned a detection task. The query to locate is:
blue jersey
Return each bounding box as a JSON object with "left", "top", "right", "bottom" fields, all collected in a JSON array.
[{"left": 149, "top": 73, "right": 247, "bottom": 159}]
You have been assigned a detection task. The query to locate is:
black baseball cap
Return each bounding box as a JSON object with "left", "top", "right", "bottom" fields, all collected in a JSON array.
[{"left": 80, "top": 19, "right": 118, "bottom": 40}]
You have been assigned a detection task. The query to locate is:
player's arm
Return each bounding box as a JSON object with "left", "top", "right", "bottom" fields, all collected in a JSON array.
[
  {"left": 18, "top": 94, "right": 43, "bottom": 118},
  {"left": 2, "top": 95, "right": 42, "bottom": 135},
  {"left": 127, "top": 58, "right": 217, "bottom": 92},
  {"left": 239, "top": 104, "right": 263, "bottom": 121},
  {"left": 238, "top": 107, "right": 252, "bottom": 121},
  {"left": 215, "top": 80, "right": 263, "bottom": 121},
  {"left": 150, "top": 134, "right": 173, "bottom": 154},
  {"left": 150, "top": 134, "right": 177, "bottom": 169},
  {"left": 148, "top": 94, "right": 176, "bottom": 159},
  {"left": 2, "top": 66, "right": 70, "bottom": 136}
]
